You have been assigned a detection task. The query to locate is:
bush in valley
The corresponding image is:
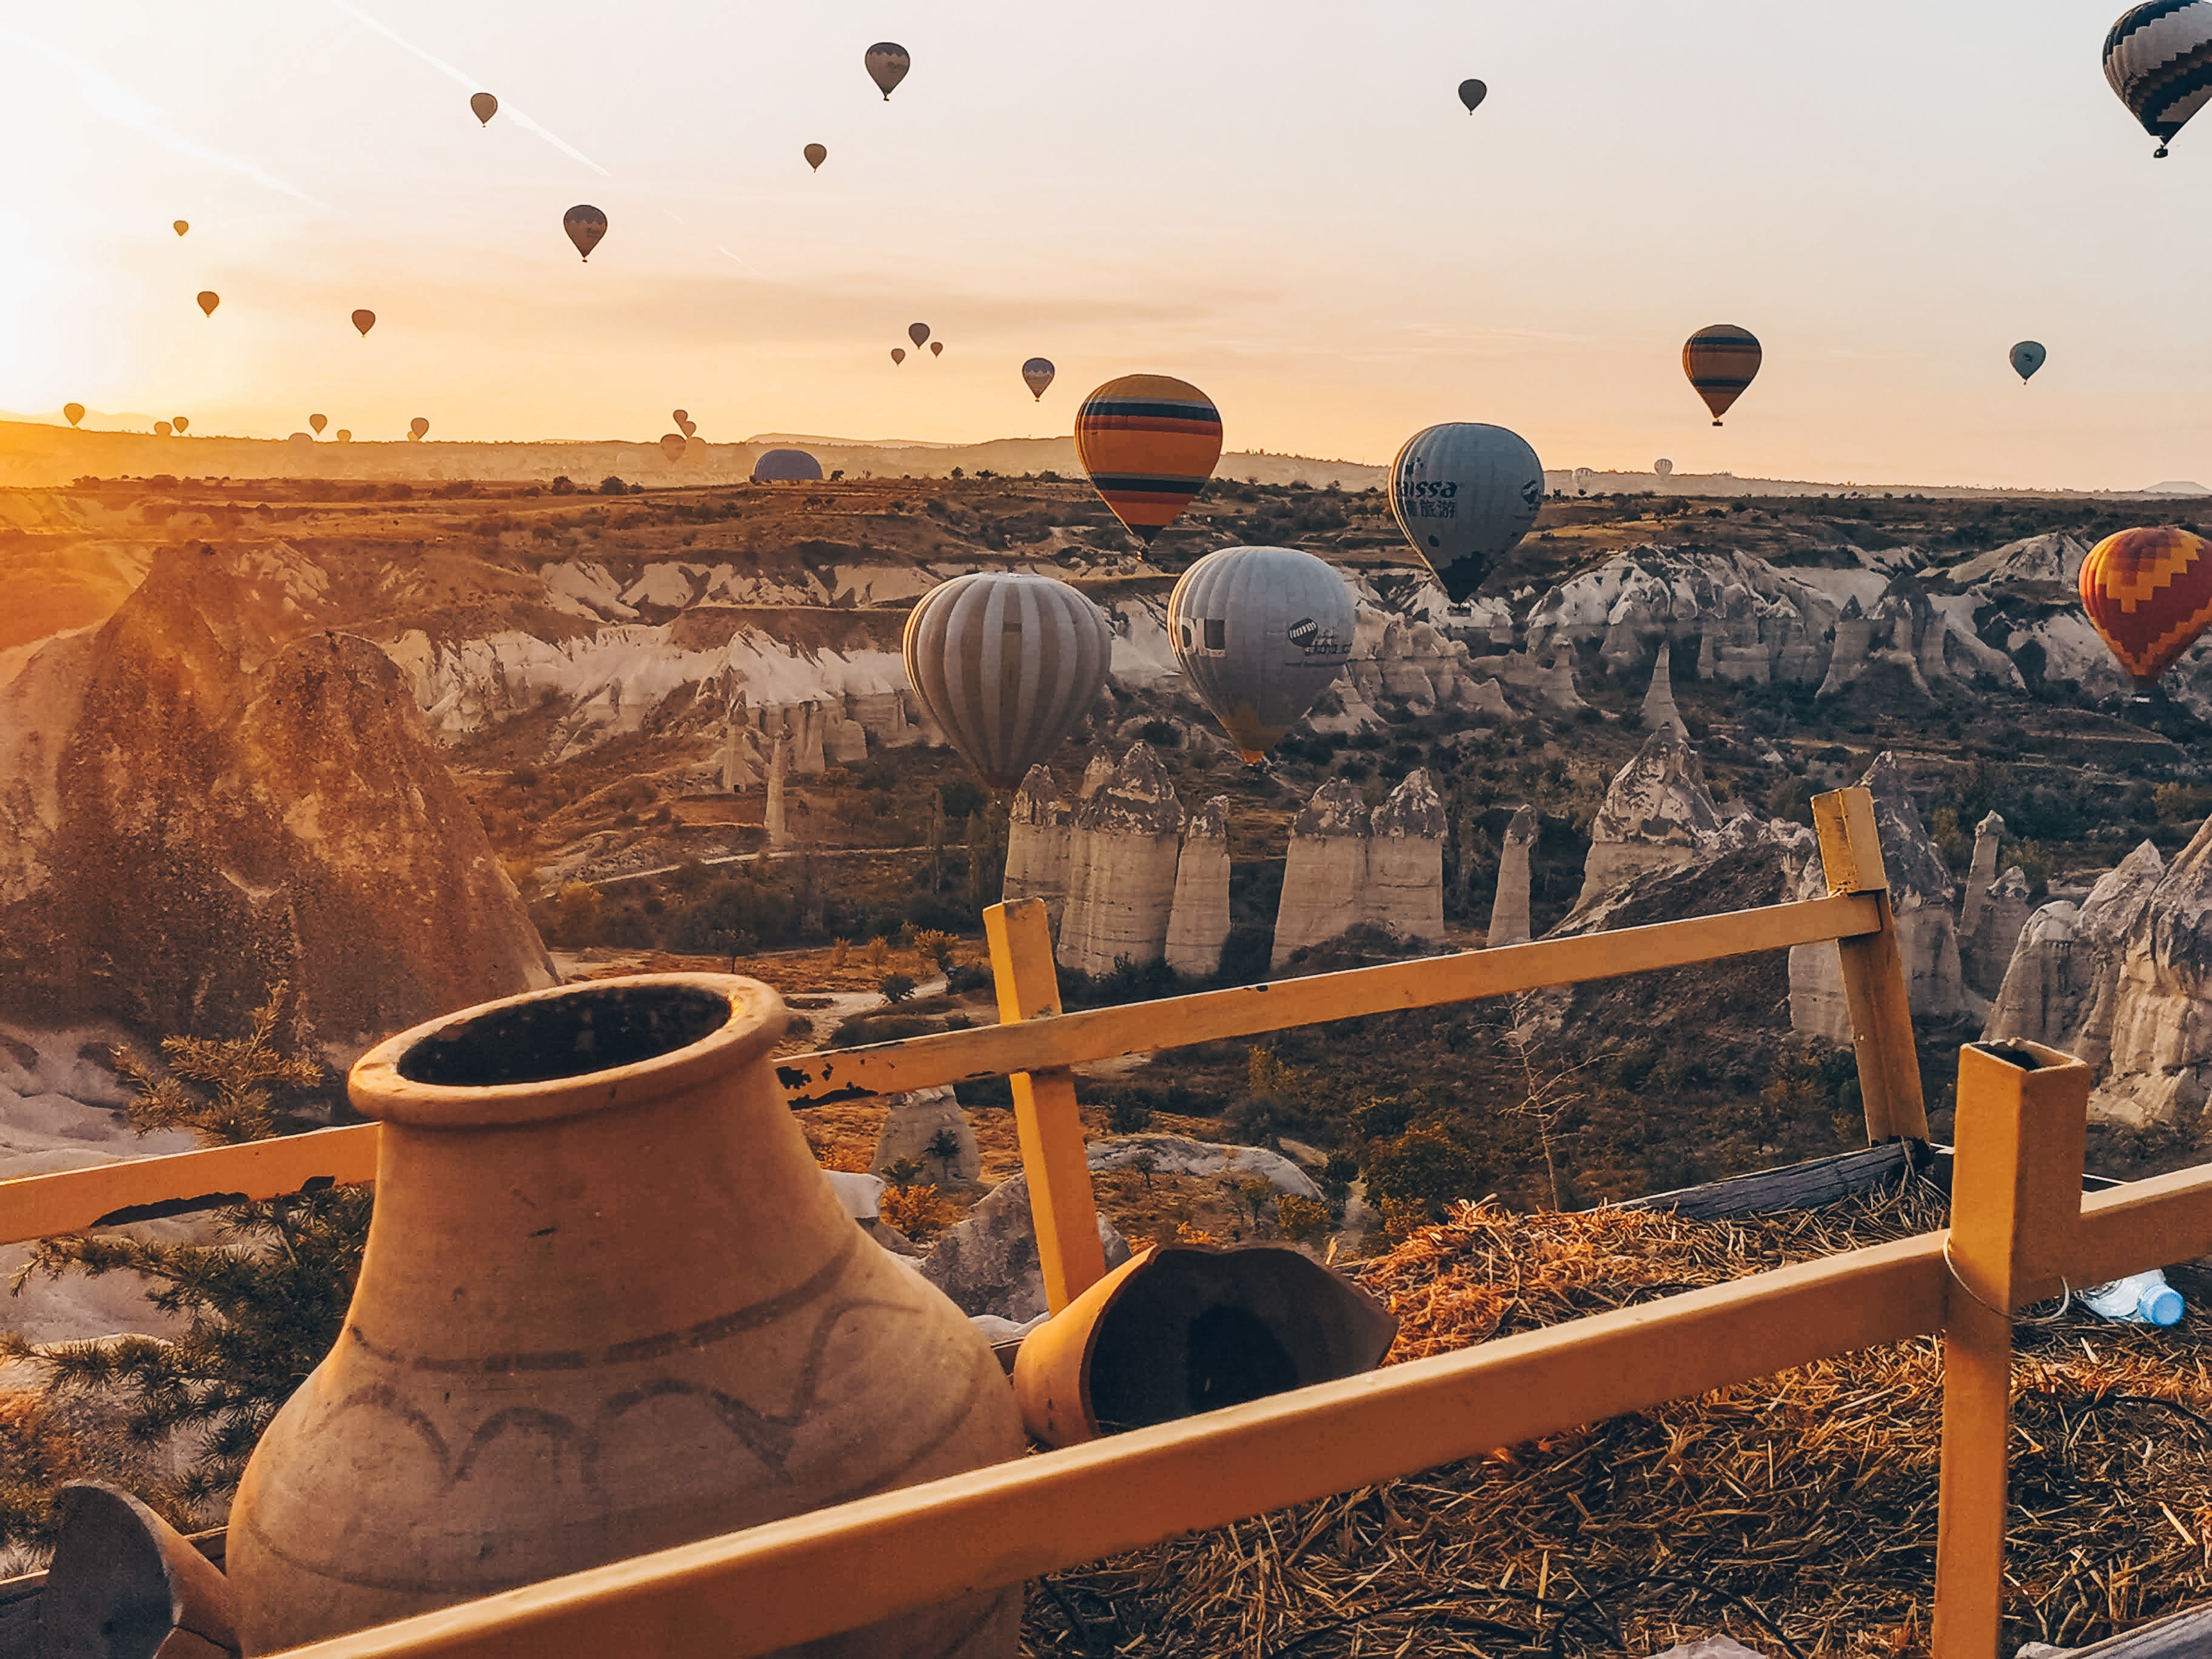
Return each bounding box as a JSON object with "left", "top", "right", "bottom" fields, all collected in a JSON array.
[
  {"left": 879, "top": 971, "right": 917, "bottom": 1004},
  {"left": 670, "top": 873, "right": 796, "bottom": 954}
]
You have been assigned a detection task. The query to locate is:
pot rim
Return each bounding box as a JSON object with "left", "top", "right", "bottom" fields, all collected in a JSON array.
[{"left": 348, "top": 973, "right": 788, "bottom": 1128}]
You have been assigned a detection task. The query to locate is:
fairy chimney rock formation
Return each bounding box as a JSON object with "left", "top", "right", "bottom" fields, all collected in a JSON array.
[
  {"left": 1056, "top": 743, "right": 1184, "bottom": 978},
  {"left": 1575, "top": 725, "right": 1722, "bottom": 909},
  {"left": 1002, "top": 765, "right": 1074, "bottom": 931},
  {"left": 1270, "top": 780, "right": 1372, "bottom": 970},
  {"left": 1078, "top": 754, "right": 1115, "bottom": 800},
  {"left": 822, "top": 700, "right": 868, "bottom": 767},
  {"left": 1986, "top": 840, "right": 2163, "bottom": 1069},
  {"left": 1164, "top": 796, "right": 1233, "bottom": 978},
  {"left": 870, "top": 1087, "right": 980, "bottom": 1185},
  {"left": 1366, "top": 769, "right": 1448, "bottom": 947},
  {"left": 2093, "top": 820, "right": 2212, "bottom": 1127},
  {"left": 1489, "top": 805, "right": 1537, "bottom": 948},
  {"left": 720, "top": 716, "right": 760, "bottom": 793},
  {"left": 1968, "top": 865, "right": 2034, "bottom": 1000},
  {"left": 1962, "top": 811, "right": 2006, "bottom": 938},
  {"left": 1639, "top": 640, "right": 1688, "bottom": 737},
  {"left": 765, "top": 734, "right": 790, "bottom": 850}
]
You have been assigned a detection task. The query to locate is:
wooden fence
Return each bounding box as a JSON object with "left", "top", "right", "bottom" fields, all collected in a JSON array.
[{"left": 0, "top": 786, "right": 2193, "bottom": 1659}]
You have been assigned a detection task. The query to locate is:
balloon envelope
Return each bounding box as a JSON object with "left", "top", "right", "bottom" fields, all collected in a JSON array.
[
  {"left": 1458, "top": 78, "right": 1487, "bottom": 112},
  {"left": 2011, "top": 341, "right": 2048, "bottom": 383},
  {"left": 752, "top": 447, "right": 824, "bottom": 483},
  {"left": 172, "top": 417, "right": 189, "bottom": 434},
  {"left": 1170, "top": 546, "right": 1356, "bottom": 763},
  {"left": 903, "top": 572, "right": 1113, "bottom": 791},
  {"left": 471, "top": 91, "right": 498, "bottom": 125},
  {"left": 805, "top": 142, "right": 827, "bottom": 170},
  {"left": 1074, "top": 374, "right": 1223, "bottom": 545},
  {"left": 352, "top": 309, "right": 376, "bottom": 337},
  {"left": 172, "top": 220, "right": 189, "bottom": 237},
  {"left": 63, "top": 404, "right": 84, "bottom": 427},
  {"left": 409, "top": 417, "right": 430, "bottom": 440},
  {"left": 309, "top": 414, "right": 327, "bottom": 435},
  {"left": 1387, "top": 422, "right": 1545, "bottom": 603},
  {"left": 672, "top": 408, "right": 688, "bottom": 424},
  {"left": 335, "top": 430, "right": 351, "bottom": 443},
  {"left": 2106, "top": 2, "right": 2212, "bottom": 155},
  {"left": 891, "top": 347, "right": 907, "bottom": 364},
  {"left": 155, "top": 422, "right": 172, "bottom": 437},
  {"left": 196, "top": 291, "right": 219, "bottom": 317},
  {"left": 660, "top": 433, "right": 688, "bottom": 461},
  {"left": 1683, "top": 324, "right": 1761, "bottom": 424},
  {"left": 1023, "top": 358, "right": 1056, "bottom": 400},
  {"left": 866, "top": 42, "right": 911, "bottom": 99},
  {"left": 909, "top": 323, "right": 931, "bottom": 348},
  {"left": 564, "top": 205, "right": 608, "bottom": 261},
  {"left": 679, "top": 418, "right": 697, "bottom": 438},
  {"left": 2080, "top": 526, "right": 2212, "bottom": 685},
  {"left": 1655, "top": 458, "right": 1674, "bottom": 477},
  {"left": 930, "top": 341, "right": 943, "bottom": 357}
]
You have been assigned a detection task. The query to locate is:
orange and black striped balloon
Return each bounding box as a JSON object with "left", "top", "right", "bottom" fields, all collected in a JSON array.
[
  {"left": 1683, "top": 324, "right": 1761, "bottom": 425},
  {"left": 2080, "top": 526, "right": 2212, "bottom": 688},
  {"left": 1074, "top": 374, "right": 1223, "bottom": 544}
]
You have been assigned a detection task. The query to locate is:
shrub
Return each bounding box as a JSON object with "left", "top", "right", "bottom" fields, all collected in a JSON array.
[
  {"left": 907, "top": 928, "right": 960, "bottom": 972},
  {"left": 549, "top": 475, "right": 576, "bottom": 495},
  {"left": 598, "top": 475, "right": 628, "bottom": 496},
  {"left": 879, "top": 1183, "right": 959, "bottom": 1240},
  {"left": 1276, "top": 1193, "right": 1332, "bottom": 1245},
  {"left": 1362, "top": 1127, "right": 1482, "bottom": 1222},
  {"left": 554, "top": 880, "right": 603, "bottom": 946},
  {"left": 879, "top": 971, "right": 917, "bottom": 1004},
  {"left": 1104, "top": 1094, "right": 1155, "bottom": 1135}
]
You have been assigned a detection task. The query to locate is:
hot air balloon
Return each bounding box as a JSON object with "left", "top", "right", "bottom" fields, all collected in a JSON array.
[
  {"left": 1169, "top": 546, "right": 1356, "bottom": 763},
  {"left": 672, "top": 408, "right": 688, "bottom": 426},
  {"left": 903, "top": 572, "right": 1113, "bottom": 791},
  {"left": 196, "top": 292, "right": 220, "bottom": 317},
  {"left": 1387, "top": 423, "right": 1545, "bottom": 603},
  {"left": 2080, "top": 526, "right": 2212, "bottom": 688},
  {"left": 930, "top": 341, "right": 943, "bottom": 358},
  {"left": 1684, "top": 324, "right": 1761, "bottom": 425},
  {"left": 155, "top": 421, "right": 173, "bottom": 437},
  {"left": 2105, "top": 2, "right": 2212, "bottom": 156},
  {"left": 660, "top": 434, "right": 688, "bottom": 462},
  {"left": 471, "top": 92, "right": 498, "bottom": 126},
  {"left": 409, "top": 417, "right": 430, "bottom": 441},
  {"left": 908, "top": 323, "right": 931, "bottom": 349},
  {"left": 752, "top": 448, "right": 824, "bottom": 483},
  {"left": 172, "top": 220, "right": 189, "bottom": 237},
  {"left": 1573, "top": 467, "right": 1594, "bottom": 495},
  {"left": 1074, "top": 374, "right": 1224, "bottom": 545},
  {"left": 352, "top": 309, "right": 376, "bottom": 337},
  {"left": 892, "top": 347, "right": 907, "bottom": 364},
  {"left": 1023, "top": 358, "right": 1056, "bottom": 401},
  {"left": 805, "top": 143, "right": 827, "bottom": 171},
  {"left": 2011, "top": 341, "right": 2048, "bottom": 383},
  {"left": 1655, "top": 458, "right": 1674, "bottom": 478},
  {"left": 335, "top": 429, "right": 352, "bottom": 443},
  {"left": 309, "top": 414, "right": 327, "bottom": 435},
  {"left": 679, "top": 418, "right": 697, "bottom": 438},
  {"left": 565, "top": 205, "right": 608, "bottom": 262},
  {"left": 1458, "top": 79, "right": 1487, "bottom": 112},
  {"left": 866, "top": 42, "right": 911, "bottom": 100},
  {"left": 63, "top": 404, "right": 84, "bottom": 428},
  {"left": 172, "top": 417, "right": 189, "bottom": 435}
]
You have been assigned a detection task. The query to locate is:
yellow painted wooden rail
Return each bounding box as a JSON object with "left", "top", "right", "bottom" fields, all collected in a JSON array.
[{"left": 1, "top": 785, "right": 2131, "bottom": 1658}]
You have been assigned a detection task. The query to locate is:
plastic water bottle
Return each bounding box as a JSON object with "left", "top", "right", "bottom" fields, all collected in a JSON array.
[{"left": 2081, "top": 1269, "right": 2185, "bottom": 1327}]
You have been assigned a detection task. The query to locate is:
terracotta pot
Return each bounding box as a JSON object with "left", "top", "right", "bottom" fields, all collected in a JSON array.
[
  {"left": 228, "top": 974, "right": 1022, "bottom": 1656},
  {"left": 1014, "top": 1243, "right": 1398, "bottom": 1447}
]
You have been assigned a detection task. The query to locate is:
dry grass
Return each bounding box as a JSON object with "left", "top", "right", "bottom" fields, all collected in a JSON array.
[{"left": 1022, "top": 1181, "right": 2212, "bottom": 1659}]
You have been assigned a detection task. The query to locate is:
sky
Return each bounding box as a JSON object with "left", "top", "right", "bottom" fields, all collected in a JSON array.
[{"left": 1, "top": 1, "right": 2208, "bottom": 489}]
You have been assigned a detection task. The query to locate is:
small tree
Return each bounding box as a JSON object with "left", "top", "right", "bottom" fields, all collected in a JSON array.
[
  {"left": 879, "top": 971, "right": 917, "bottom": 1005},
  {"left": 923, "top": 1125, "right": 965, "bottom": 1181}
]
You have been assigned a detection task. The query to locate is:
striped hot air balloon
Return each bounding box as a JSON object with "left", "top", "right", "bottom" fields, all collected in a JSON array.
[
  {"left": 2080, "top": 526, "right": 2212, "bottom": 688},
  {"left": 1170, "top": 546, "right": 1356, "bottom": 763},
  {"left": 1683, "top": 324, "right": 1761, "bottom": 425},
  {"left": 2105, "top": 1, "right": 2212, "bottom": 158},
  {"left": 1074, "top": 374, "right": 1223, "bottom": 545},
  {"left": 903, "top": 572, "right": 1113, "bottom": 791}
]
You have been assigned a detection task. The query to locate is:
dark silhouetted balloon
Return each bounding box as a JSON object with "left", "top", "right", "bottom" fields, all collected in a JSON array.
[
  {"left": 660, "top": 433, "right": 688, "bottom": 461},
  {"left": 2081, "top": 526, "right": 2212, "bottom": 686},
  {"left": 409, "top": 417, "right": 430, "bottom": 440},
  {"left": 753, "top": 447, "right": 824, "bottom": 483},
  {"left": 309, "top": 414, "right": 327, "bottom": 435},
  {"left": 1683, "top": 324, "right": 1761, "bottom": 424},
  {"left": 565, "top": 205, "right": 608, "bottom": 261},
  {"left": 903, "top": 572, "right": 1113, "bottom": 791},
  {"left": 930, "top": 340, "right": 943, "bottom": 357},
  {"left": 908, "top": 323, "right": 931, "bottom": 348},
  {"left": 1655, "top": 458, "right": 1674, "bottom": 477},
  {"left": 866, "top": 42, "right": 911, "bottom": 100},
  {"left": 679, "top": 418, "right": 697, "bottom": 437},
  {"left": 1023, "top": 358, "right": 1056, "bottom": 400},
  {"left": 196, "top": 291, "right": 219, "bottom": 317},
  {"left": 2106, "top": 2, "right": 2212, "bottom": 156},
  {"left": 155, "top": 421, "right": 173, "bottom": 437},
  {"left": 471, "top": 92, "right": 498, "bottom": 126},
  {"left": 352, "top": 309, "right": 376, "bottom": 337},
  {"left": 892, "top": 347, "right": 907, "bottom": 364},
  {"left": 335, "top": 429, "right": 351, "bottom": 443},
  {"left": 2012, "top": 341, "right": 2048, "bottom": 383},
  {"left": 1388, "top": 423, "right": 1545, "bottom": 603},
  {"left": 172, "top": 417, "right": 189, "bottom": 434},
  {"left": 1075, "top": 374, "right": 1223, "bottom": 545},
  {"left": 1458, "top": 79, "right": 1487, "bottom": 112},
  {"left": 805, "top": 142, "right": 827, "bottom": 170},
  {"left": 1170, "top": 546, "right": 1356, "bottom": 763},
  {"left": 63, "top": 404, "right": 84, "bottom": 427},
  {"left": 173, "top": 220, "right": 189, "bottom": 237},
  {"left": 672, "top": 407, "right": 688, "bottom": 425}
]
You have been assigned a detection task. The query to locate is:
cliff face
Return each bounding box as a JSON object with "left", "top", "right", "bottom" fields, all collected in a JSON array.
[
  {"left": 0, "top": 549, "right": 554, "bottom": 1056},
  {"left": 2096, "top": 819, "right": 2212, "bottom": 1126}
]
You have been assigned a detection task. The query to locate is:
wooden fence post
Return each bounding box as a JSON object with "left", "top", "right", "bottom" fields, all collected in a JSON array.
[
  {"left": 984, "top": 899, "right": 1107, "bottom": 1313},
  {"left": 1932, "top": 1039, "right": 2088, "bottom": 1659},
  {"left": 1813, "top": 786, "right": 1933, "bottom": 1144}
]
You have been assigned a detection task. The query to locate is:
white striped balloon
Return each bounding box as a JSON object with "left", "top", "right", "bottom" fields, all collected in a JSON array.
[
  {"left": 1168, "top": 546, "right": 1356, "bottom": 764},
  {"left": 1387, "top": 423, "right": 1545, "bottom": 603},
  {"left": 903, "top": 573, "right": 1113, "bottom": 791}
]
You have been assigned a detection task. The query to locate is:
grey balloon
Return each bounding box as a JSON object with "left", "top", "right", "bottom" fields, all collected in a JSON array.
[
  {"left": 2011, "top": 341, "right": 2047, "bottom": 383},
  {"left": 1168, "top": 546, "right": 1356, "bottom": 763},
  {"left": 1387, "top": 423, "right": 1545, "bottom": 603},
  {"left": 903, "top": 573, "right": 1113, "bottom": 791},
  {"left": 1655, "top": 458, "right": 1674, "bottom": 477}
]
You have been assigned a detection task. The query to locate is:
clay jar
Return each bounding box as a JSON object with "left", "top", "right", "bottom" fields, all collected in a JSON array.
[{"left": 228, "top": 974, "right": 1022, "bottom": 1656}]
